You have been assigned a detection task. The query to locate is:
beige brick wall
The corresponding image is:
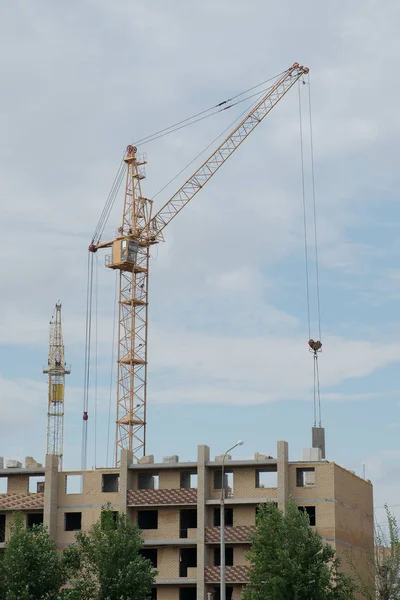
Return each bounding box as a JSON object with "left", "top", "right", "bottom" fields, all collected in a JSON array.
[
  {"left": 157, "top": 546, "right": 180, "bottom": 579},
  {"left": 233, "top": 505, "right": 256, "bottom": 527},
  {"left": 7, "top": 475, "right": 29, "bottom": 494},
  {"left": 157, "top": 587, "right": 179, "bottom": 600},
  {"left": 289, "top": 462, "right": 335, "bottom": 500},
  {"left": 333, "top": 465, "right": 373, "bottom": 516},
  {"left": 234, "top": 468, "right": 277, "bottom": 499},
  {"left": 56, "top": 470, "right": 120, "bottom": 547},
  {"left": 159, "top": 470, "right": 180, "bottom": 490},
  {"left": 234, "top": 545, "right": 250, "bottom": 565},
  {"left": 131, "top": 507, "right": 180, "bottom": 540}
]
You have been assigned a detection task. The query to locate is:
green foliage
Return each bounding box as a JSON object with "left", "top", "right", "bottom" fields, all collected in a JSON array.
[
  {"left": 0, "top": 513, "right": 67, "bottom": 600},
  {"left": 349, "top": 505, "right": 400, "bottom": 600},
  {"left": 65, "top": 506, "right": 156, "bottom": 600},
  {"left": 242, "top": 500, "right": 356, "bottom": 600}
]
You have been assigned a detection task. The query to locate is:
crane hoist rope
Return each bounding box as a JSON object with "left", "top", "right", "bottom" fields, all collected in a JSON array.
[
  {"left": 83, "top": 62, "right": 309, "bottom": 468},
  {"left": 298, "top": 74, "right": 323, "bottom": 428}
]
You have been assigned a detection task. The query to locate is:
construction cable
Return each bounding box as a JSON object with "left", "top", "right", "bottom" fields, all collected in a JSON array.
[
  {"left": 132, "top": 70, "right": 289, "bottom": 146},
  {"left": 308, "top": 73, "right": 322, "bottom": 342},
  {"left": 299, "top": 79, "right": 323, "bottom": 427},
  {"left": 94, "top": 254, "right": 99, "bottom": 468},
  {"left": 81, "top": 251, "right": 94, "bottom": 470},
  {"left": 106, "top": 270, "right": 119, "bottom": 467},
  {"left": 298, "top": 82, "right": 311, "bottom": 342}
]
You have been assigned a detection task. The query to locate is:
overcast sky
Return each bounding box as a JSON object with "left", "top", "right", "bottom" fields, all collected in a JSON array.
[{"left": 1, "top": 0, "right": 400, "bottom": 526}]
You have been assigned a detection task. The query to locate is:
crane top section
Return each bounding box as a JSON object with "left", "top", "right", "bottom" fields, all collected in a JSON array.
[
  {"left": 91, "top": 62, "right": 308, "bottom": 256},
  {"left": 43, "top": 303, "right": 71, "bottom": 376}
]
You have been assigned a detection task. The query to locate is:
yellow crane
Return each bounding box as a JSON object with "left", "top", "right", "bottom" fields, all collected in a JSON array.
[
  {"left": 90, "top": 62, "right": 308, "bottom": 465},
  {"left": 43, "top": 302, "right": 70, "bottom": 470}
]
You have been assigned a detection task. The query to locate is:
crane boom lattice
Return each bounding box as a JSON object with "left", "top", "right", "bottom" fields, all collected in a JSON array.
[
  {"left": 92, "top": 62, "right": 308, "bottom": 466},
  {"left": 43, "top": 303, "right": 70, "bottom": 470}
]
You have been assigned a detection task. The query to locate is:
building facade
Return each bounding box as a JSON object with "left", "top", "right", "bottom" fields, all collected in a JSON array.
[{"left": 0, "top": 441, "right": 374, "bottom": 600}]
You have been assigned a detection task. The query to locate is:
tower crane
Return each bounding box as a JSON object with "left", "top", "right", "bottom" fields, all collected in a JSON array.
[
  {"left": 43, "top": 302, "right": 70, "bottom": 470},
  {"left": 90, "top": 62, "right": 309, "bottom": 465}
]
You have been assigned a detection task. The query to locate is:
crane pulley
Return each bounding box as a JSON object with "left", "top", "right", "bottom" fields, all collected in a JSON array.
[{"left": 87, "top": 62, "right": 309, "bottom": 466}]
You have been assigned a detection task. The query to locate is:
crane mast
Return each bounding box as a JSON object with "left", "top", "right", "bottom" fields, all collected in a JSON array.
[
  {"left": 93, "top": 62, "right": 308, "bottom": 465},
  {"left": 43, "top": 303, "right": 70, "bottom": 470}
]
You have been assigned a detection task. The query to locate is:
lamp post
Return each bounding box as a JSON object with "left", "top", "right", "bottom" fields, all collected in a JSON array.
[{"left": 220, "top": 440, "right": 243, "bottom": 600}]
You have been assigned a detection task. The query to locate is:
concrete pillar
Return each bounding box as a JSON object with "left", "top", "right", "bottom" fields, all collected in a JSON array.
[
  {"left": 197, "top": 444, "right": 210, "bottom": 600},
  {"left": 43, "top": 454, "right": 59, "bottom": 538},
  {"left": 277, "top": 441, "right": 289, "bottom": 513},
  {"left": 119, "top": 449, "right": 133, "bottom": 514}
]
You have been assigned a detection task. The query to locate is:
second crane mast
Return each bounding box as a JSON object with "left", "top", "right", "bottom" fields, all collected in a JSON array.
[{"left": 92, "top": 62, "right": 308, "bottom": 465}]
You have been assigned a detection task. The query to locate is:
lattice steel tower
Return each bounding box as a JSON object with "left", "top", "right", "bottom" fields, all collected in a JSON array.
[{"left": 43, "top": 303, "right": 70, "bottom": 470}]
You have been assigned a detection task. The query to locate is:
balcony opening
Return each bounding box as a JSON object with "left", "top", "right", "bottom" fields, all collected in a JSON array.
[
  {"left": 151, "top": 588, "right": 157, "bottom": 600},
  {"left": 102, "top": 473, "right": 119, "bottom": 492},
  {"left": 141, "top": 548, "right": 158, "bottom": 568},
  {"left": 138, "top": 510, "right": 158, "bottom": 530},
  {"left": 28, "top": 476, "right": 45, "bottom": 493},
  {"left": 179, "top": 587, "right": 196, "bottom": 600},
  {"left": 180, "top": 508, "right": 197, "bottom": 538},
  {"left": 65, "top": 512, "right": 82, "bottom": 531},
  {"left": 138, "top": 472, "right": 159, "bottom": 490},
  {"left": 296, "top": 467, "right": 316, "bottom": 487},
  {"left": 180, "top": 547, "right": 197, "bottom": 577},
  {"left": 255, "top": 467, "right": 277, "bottom": 488},
  {"left": 65, "top": 474, "right": 83, "bottom": 494},
  {"left": 298, "top": 505, "right": 316, "bottom": 526},
  {"left": 0, "top": 477, "right": 7, "bottom": 494},
  {"left": 213, "top": 546, "right": 233, "bottom": 567},
  {"left": 27, "top": 513, "right": 43, "bottom": 528},
  {"left": 0, "top": 514, "right": 5, "bottom": 543},
  {"left": 213, "top": 507, "right": 233, "bottom": 527},
  {"left": 213, "top": 586, "right": 233, "bottom": 600},
  {"left": 180, "top": 471, "right": 198, "bottom": 489},
  {"left": 213, "top": 470, "right": 233, "bottom": 497}
]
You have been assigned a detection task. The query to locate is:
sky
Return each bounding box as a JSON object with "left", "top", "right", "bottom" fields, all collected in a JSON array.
[{"left": 1, "top": 0, "right": 400, "bottom": 529}]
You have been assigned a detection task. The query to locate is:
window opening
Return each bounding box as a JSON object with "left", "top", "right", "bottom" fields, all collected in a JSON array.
[
  {"left": 102, "top": 473, "right": 119, "bottom": 492},
  {"left": 151, "top": 589, "right": 157, "bottom": 600},
  {"left": 179, "top": 547, "right": 197, "bottom": 577},
  {"left": 27, "top": 513, "right": 43, "bottom": 528},
  {"left": 213, "top": 470, "right": 233, "bottom": 496},
  {"left": 65, "top": 474, "right": 83, "bottom": 494},
  {"left": 138, "top": 472, "right": 159, "bottom": 490},
  {"left": 65, "top": 512, "right": 82, "bottom": 531},
  {"left": 179, "top": 587, "right": 197, "bottom": 600},
  {"left": 141, "top": 548, "right": 158, "bottom": 568},
  {"left": 138, "top": 510, "right": 158, "bottom": 529},
  {"left": 298, "top": 505, "right": 316, "bottom": 526},
  {"left": 0, "top": 478, "right": 7, "bottom": 494},
  {"left": 29, "top": 476, "right": 45, "bottom": 493},
  {"left": 212, "top": 586, "right": 233, "bottom": 600},
  {"left": 213, "top": 507, "right": 233, "bottom": 527},
  {"left": 0, "top": 514, "right": 5, "bottom": 543},
  {"left": 296, "top": 467, "right": 316, "bottom": 487},
  {"left": 255, "top": 468, "right": 277, "bottom": 488},
  {"left": 180, "top": 471, "right": 198, "bottom": 489},
  {"left": 214, "top": 547, "right": 233, "bottom": 567},
  {"left": 180, "top": 508, "right": 197, "bottom": 538}
]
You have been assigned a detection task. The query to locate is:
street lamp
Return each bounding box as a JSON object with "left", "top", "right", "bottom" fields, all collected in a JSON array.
[{"left": 220, "top": 440, "right": 243, "bottom": 600}]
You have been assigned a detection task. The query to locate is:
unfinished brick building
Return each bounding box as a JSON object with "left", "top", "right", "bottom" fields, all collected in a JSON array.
[{"left": 0, "top": 441, "right": 373, "bottom": 600}]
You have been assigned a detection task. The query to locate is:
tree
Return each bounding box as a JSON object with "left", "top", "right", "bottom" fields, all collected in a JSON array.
[
  {"left": 0, "top": 513, "right": 67, "bottom": 600},
  {"left": 64, "top": 507, "right": 156, "bottom": 600},
  {"left": 242, "top": 500, "right": 356, "bottom": 600},
  {"left": 349, "top": 505, "right": 400, "bottom": 600}
]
